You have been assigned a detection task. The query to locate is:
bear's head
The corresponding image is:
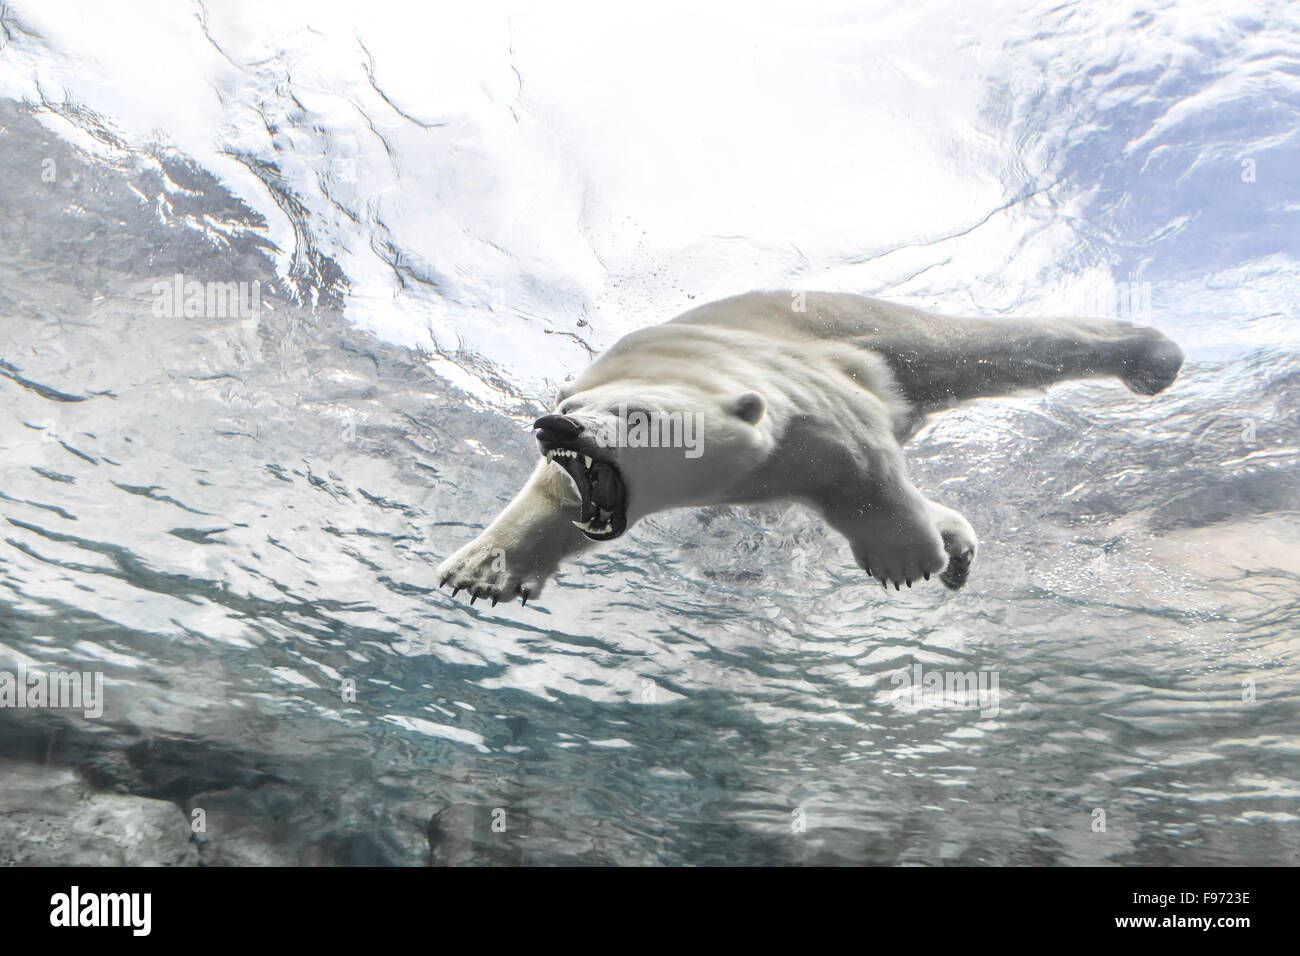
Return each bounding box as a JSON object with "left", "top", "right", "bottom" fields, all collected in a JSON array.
[{"left": 534, "top": 381, "right": 770, "bottom": 541}]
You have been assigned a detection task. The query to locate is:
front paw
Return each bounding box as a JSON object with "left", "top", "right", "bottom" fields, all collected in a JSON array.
[
  {"left": 939, "top": 537, "right": 975, "bottom": 590},
  {"left": 932, "top": 504, "right": 978, "bottom": 591},
  {"left": 436, "top": 539, "right": 539, "bottom": 607},
  {"left": 854, "top": 533, "right": 948, "bottom": 592}
]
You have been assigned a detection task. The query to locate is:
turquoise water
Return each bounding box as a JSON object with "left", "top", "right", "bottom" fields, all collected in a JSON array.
[{"left": 1, "top": 2, "right": 1298, "bottom": 864}]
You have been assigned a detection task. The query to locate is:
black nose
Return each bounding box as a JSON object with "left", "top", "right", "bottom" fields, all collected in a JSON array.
[{"left": 533, "top": 414, "right": 583, "bottom": 443}]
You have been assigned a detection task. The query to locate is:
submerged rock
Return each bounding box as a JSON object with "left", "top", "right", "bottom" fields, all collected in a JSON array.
[{"left": 0, "top": 758, "right": 198, "bottom": 866}]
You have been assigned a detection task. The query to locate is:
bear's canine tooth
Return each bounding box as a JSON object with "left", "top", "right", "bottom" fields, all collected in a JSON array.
[
  {"left": 572, "top": 519, "right": 592, "bottom": 531},
  {"left": 583, "top": 456, "right": 593, "bottom": 468},
  {"left": 546, "top": 450, "right": 555, "bottom": 462}
]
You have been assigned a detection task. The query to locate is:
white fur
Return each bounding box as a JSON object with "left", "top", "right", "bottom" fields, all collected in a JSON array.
[{"left": 437, "top": 292, "right": 1182, "bottom": 604}]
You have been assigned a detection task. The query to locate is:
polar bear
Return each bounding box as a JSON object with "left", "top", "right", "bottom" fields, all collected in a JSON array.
[{"left": 437, "top": 292, "right": 1182, "bottom": 606}]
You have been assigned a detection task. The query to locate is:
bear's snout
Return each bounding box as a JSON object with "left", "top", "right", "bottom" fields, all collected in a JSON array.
[{"left": 534, "top": 414, "right": 584, "bottom": 445}]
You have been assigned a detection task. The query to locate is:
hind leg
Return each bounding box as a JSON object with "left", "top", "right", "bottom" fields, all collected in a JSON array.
[
  {"left": 862, "top": 314, "right": 1184, "bottom": 412},
  {"left": 1115, "top": 325, "right": 1184, "bottom": 395}
]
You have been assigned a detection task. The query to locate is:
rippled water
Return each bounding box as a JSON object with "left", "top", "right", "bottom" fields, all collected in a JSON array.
[{"left": 1, "top": 1, "right": 1298, "bottom": 865}]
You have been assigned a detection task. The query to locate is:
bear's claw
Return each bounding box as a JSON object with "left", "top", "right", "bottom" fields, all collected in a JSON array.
[
  {"left": 437, "top": 551, "right": 538, "bottom": 605},
  {"left": 440, "top": 577, "right": 532, "bottom": 608},
  {"left": 858, "top": 504, "right": 978, "bottom": 593},
  {"left": 437, "top": 537, "right": 548, "bottom": 609}
]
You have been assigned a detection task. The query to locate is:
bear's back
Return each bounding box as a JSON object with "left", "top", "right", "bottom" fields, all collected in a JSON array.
[{"left": 667, "top": 291, "right": 950, "bottom": 344}]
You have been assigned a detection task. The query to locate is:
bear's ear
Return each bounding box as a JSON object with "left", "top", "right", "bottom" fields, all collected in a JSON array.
[{"left": 729, "top": 391, "right": 766, "bottom": 425}]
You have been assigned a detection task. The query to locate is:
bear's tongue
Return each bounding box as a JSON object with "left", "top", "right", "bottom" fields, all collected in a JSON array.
[
  {"left": 589, "top": 460, "right": 624, "bottom": 515},
  {"left": 557, "top": 456, "right": 595, "bottom": 520},
  {"left": 553, "top": 455, "right": 624, "bottom": 530}
]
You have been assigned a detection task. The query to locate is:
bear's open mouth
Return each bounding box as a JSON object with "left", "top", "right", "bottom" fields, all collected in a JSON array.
[{"left": 542, "top": 447, "right": 628, "bottom": 541}]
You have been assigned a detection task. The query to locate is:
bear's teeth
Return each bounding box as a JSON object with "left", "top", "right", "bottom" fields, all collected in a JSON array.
[
  {"left": 571, "top": 520, "right": 591, "bottom": 531},
  {"left": 583, "top": 456, "right": 593, "bottom": 468}
]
